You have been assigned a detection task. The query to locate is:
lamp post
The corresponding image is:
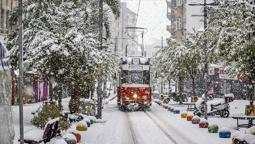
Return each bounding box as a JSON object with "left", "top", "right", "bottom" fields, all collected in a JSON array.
[{"left": 18, "top": 0, "right": 24, "bottom": 143}]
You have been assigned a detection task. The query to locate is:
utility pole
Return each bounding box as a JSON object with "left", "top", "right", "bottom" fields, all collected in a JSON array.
[
  {"left": 189, "top": 0, "right": 218, "bottom": 120},
  {"left": 18, "top": 0, "right": 24, "bottom": 143},
  {"left": 97, "top": 0, "right": 104, "bottom": 119}
]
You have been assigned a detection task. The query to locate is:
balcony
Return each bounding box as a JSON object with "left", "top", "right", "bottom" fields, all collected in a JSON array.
[
  {"left": 167, "top": 11, "right": 172, "bottom": 20},
  {"left": 166, "top": 25, "right": 171, "bottom": 33},
  {"left": 166, "top": 0, "right": 171, "bottom": 7}
]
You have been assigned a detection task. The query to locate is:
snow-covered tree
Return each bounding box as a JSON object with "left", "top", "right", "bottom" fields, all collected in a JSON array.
[
  {"left": 8, "top": 0, "right": 119, "bottom": 113},
  {"left": 207, "top": 0, "right": 255, "bottom": 78},
  {"left": 153, "top": 31, "right": 208, "bottom": 96}
]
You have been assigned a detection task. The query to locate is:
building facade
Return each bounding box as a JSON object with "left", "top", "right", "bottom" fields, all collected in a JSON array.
[
  {"left": 0, "top": 0, "right": 17, "bottom": 42},
  {"left": 166, "top": 0, "right": 186, "bottom": 42},
  {"left": 166, "top": 0, "right": 208, "bottom": 41},
  {"left": 113, "top": 2, "right": 138, "bottom": 57}
]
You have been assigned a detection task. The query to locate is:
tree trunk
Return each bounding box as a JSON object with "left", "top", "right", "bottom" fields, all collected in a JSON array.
[
  {"left": 11, "top": 69, "right": 17, "bottom": 105},
  {"left": 49, "top": 82, "right": 53, "bottom": 101},
  {"left": 57, "top": 84, "right": 63, "bottom": 110},
  {"left": 0, "top": 71, "right": 15, "bottom": 144},
  {"left": 191, "top": 76, "right": 196, "bottom": 96},
  {"left": 103, "top": 80, "right": 107, "bottom": 98},
  {"left": 69, "top": 87, "right": 80, "bottom": 113}
]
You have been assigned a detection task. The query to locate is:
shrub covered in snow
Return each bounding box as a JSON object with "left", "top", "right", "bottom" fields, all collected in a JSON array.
[{"left": 31, "top": 103, "right": 70, "bottom": 130}]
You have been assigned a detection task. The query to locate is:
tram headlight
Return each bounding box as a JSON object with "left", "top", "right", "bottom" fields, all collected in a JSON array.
[{"left": 133, "top": 94, "right": 138, "bottom": 99}]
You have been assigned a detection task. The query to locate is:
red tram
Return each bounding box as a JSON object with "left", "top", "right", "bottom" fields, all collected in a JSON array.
[{"left": 117, "top": 57, "right": 151, "bottom": 111}]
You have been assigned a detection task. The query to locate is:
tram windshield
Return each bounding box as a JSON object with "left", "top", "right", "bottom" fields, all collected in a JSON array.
[{"left": 121, "top": 70, "right": 150, "bottom": 84}]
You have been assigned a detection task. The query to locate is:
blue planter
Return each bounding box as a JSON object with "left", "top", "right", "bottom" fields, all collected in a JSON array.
[
  {"left": 174, "top": 110, "right": 180, "bottom": 114},
  {"left": 219, "top": 131, "right": 231, "bottom": 138},
  {"left": 86, "top": 121, "right": 91, "bottom": 127},
  {"left": 65, "top": 139, "right": 77, "bottom": 144}
]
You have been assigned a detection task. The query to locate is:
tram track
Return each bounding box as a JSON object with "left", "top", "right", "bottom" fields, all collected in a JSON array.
[
  {"left": 126, "top": 112, "right": 139, "bottom": 144},
  {"left": 126, "top": 111, "right": 177, "bottom": 144},
  {"left": 147, "top": 106, "right": 197, "bottom": 144},
  {"left": 144, "top": 111, "right": 178, "bottom": 144}
]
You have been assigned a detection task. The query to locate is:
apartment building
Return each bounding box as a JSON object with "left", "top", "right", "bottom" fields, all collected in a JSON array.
[
  {"left": 0, "top": 0, "right": 17, "bottom": 42},
  {"left": 113, "top": 2, "right": 138, "bottom": 57},
  {"left": 166, "top": 0, "right": 186, "bottom": 42}
]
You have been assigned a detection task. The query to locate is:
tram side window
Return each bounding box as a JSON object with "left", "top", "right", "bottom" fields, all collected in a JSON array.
[
  {"left": 143, "top": 71, "right": 150, "bottom": 84},
  {"left": 121, "top": 70, "right": 129, "bottom": 84}
]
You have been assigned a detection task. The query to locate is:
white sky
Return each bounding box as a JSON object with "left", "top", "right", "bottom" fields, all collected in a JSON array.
[{"left": 121, "top": 0, "right": 170, "bottom": 46}]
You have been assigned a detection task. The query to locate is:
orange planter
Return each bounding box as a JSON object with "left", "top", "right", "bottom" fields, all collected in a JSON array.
[{"left": 187, "top": 115, "right": 193, "bottom": 121}]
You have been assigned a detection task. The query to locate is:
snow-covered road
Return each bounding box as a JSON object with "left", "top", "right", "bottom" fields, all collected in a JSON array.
[
  {"left": 127, "top": 112, "right": 175, "bottom": 144},
  {"left": 83, "top": 101, "right": 232, "bottom": 144},
  {"left": 12, "top": 98, "right": 236, "bottom": 144}
]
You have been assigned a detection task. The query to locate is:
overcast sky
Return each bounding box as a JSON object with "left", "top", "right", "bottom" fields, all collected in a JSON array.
[{"left": 121, "top": 0, "right": 170, "bottom": 46}]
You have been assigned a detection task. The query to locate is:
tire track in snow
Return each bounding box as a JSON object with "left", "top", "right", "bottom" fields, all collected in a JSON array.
[
  {"left": 126, "top": 112, "right": 139, "bottom": 144},
  {"left": 146, "top": 109, "right": 196, "bottom": 144},
  {"left": 144, "top": 112, "right": 178, "bottom": 144},
  {"left": 127, "top": 111, "right": 176, "bottom": 144}
]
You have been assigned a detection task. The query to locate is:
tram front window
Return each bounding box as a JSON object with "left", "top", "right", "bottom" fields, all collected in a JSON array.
[{"left": 121, "top": 70, "right": 150, "bottom": 84}]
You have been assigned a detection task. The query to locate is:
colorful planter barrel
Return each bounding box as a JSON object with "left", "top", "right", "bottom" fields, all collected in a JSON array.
[
  {"left": 65, "top": 139, "right": 77, "bottom": 144},
  {"left": 199, "top": 121, "right": 209, "bottom": 128},
  {"left": 192, "top": 116, "right": 200, "bottom": 124},
  {"left": 70, "top": 132, "right": 81, "bottom": 143},
  {"left": 63, "top": 133, "right": 77, "bottom": 144},
  {"left": 174, "top": 109, "right": 180, "bottom": 114},
  {"left": 231, "top": 137, "right": 247, "bottom": 144},
  {"left": 208, "top": 125, "right": 219, "bottom": 133},
  {"left": 76, "top": 124, "right": 88, "bottom": 131},
  {"left": 181, "top": 113, "right": 188, "bottom": 118},
  {"left": 219, "top": 131, "right": 231, "bottom": 138},
  {"left": 187, "top": 115, "right": 193, "bottom": 121}
]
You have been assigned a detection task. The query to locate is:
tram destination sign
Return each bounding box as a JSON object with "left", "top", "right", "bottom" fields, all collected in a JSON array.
[{"left": 122, "top": 65, "right": 149, "bottom": 71}]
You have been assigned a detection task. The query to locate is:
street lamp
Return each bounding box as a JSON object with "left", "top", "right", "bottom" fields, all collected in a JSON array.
[{"left": 18, "top": 0, "right": 24, "bottom": 143}]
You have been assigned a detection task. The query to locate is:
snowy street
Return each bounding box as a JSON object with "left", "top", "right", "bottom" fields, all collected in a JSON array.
[
  {"left": 81, "top": 100, "right": 232, "bottom": 144},
  {"left": 11, "top": 96, "right": 254, "bottom": 144},
  {"left": 11, "top": 97, "right": 238, "bottom": 144}
]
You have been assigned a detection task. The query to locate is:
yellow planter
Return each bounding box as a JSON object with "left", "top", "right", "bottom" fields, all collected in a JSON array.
[
  {"left": 76, "top": 124, "right": 88, "bottom": 131},
  {"left": 181, "top": 113, "right": 188, "bottom": 118}
]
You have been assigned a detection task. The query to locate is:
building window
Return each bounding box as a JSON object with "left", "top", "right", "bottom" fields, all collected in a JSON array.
[
  {"left": 177, "top": 0, "right": 182, "bottom": 6},
  {"left": 176, "top": 18, "right": 182, "bottom": 30},
  {"left": 171, "top": 0, "right": 176, "bottom": 7}
]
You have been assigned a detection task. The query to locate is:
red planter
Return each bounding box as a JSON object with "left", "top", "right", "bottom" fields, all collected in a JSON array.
[{"left": 199, "top": 122, "right": 209, "bottom": 128}]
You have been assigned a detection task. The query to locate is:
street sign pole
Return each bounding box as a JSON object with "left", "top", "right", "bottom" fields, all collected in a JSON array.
[
  {"left": 188, "top": 0, "right": 219, "bottom": 120},
  {"left": 18, "top": 0, "right": 24, "bottom": 143},
  {"left": 97, "top": 0, "right": 104, "bottom": 119},
  {"left": 203, "top": 0, "right": 208, "bottom": 120}
]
